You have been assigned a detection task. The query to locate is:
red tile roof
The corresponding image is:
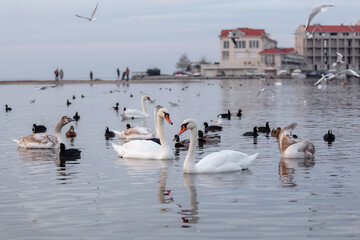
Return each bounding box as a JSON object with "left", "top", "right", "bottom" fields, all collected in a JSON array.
[
  {"left": 305, "top": 25, "right": 360, "bottom": 33},
  {"left": 258, "top": 48, "right": 295, "bottom": 54},
  {"left": 219, "top": 28, "right": 266, "bottom": 37}
]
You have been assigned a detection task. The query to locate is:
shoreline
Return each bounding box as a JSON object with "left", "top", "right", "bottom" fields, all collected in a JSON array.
[{"left": 0, "top": 76, "right": 294, "bottom": 85}]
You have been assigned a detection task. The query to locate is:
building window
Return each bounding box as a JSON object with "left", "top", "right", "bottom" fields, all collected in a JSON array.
[
  {"left": 222, "top": 51, "right": 229, "bottom": 60},
  {"left": 235, "top": 52, "right": 246, "bottom": 58},
  {"left": 324, "top": 40, "right": 327, "bottom": 48},
  {"left": 249, "top": 40, "right": 259, "bottom": 48},
  {"left": 223, "top": 41, "right": 229, "bottom": 49},
  {"left": 236, "top": 41, "right": 246, "bottom": 48},
  {"left": 330, "top": 33, "right": 338, "bottom": 36},
  {"left": 249, "top": 52, "right": 257, "bottom": 58},
  {"left": 266, "top": 55, "right": 273, "bottom": 64}
]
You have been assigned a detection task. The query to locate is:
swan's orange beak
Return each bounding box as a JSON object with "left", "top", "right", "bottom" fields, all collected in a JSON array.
[
  {"left": 147, "top": 97, "right": 152, "bottom": 103},
  {"left": 178, "top": 124, "right": 187, "bottom": 136},
  {"left": 164, "top": 114, "right": 173, "bottom": 125}
]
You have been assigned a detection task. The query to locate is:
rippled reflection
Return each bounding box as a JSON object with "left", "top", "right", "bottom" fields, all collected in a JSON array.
[
  {"left": 278, "top": 157, "right": 315, "bottom": 188},
  {"left": 179, "top": 174, "right": 199, "bottom": 227}
]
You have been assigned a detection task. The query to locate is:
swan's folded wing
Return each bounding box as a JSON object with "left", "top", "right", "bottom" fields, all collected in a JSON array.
[
  {"left": 15, "top": 133, "right": 57, "bottom": 148},
  {"left": 195, "top": 150, "right": 257, "bottom": 173},
  {"left": 123, "top": 108, "right": 143, "bottom": 116},
  {"left": 121, "top": 140, "right": 162, "bottom": 159}
]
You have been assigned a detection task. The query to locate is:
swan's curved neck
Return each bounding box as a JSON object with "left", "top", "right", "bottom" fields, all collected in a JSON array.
[
  {"left": 141, "top": 97, "right": 148, "bottom": 114},
  {"left": 183, "top": 126, "right": 198, "bottom": 173},
  {"left": 154, "top": 108, "right": 159, "bottom": 136},
  {"left": 157, "top": 115, "right": 170, "bottom": 152},
  {"left": 54, "top": 121, "right": 65, "bottom": 145}
]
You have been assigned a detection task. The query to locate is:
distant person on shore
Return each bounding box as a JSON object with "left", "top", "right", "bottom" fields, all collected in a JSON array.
[
  {"left": 125, "top": 67, "right": 130, "bottom": 81},
  {"left": 54, "top": 68, "right": 59, "bottom": 81},
  {"left": 90, "top": 71, "right": 93, "bottom": 80},
  {"left": 117, "top": 68, "right": 120, "bottom": 80},
  {"left": 59, "top": 69, "right": 64, "bottom": 80}
]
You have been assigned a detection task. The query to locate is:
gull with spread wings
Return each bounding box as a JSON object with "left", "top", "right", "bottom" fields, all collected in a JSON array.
[
  {"left": 75, "top": 2, "right": 99, "bottom": 21},
  {"left": 305, "top": 5, "right": 333, "bottom": 30}
]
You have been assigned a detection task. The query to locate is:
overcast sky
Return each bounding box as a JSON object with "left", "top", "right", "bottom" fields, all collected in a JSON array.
[{"left": 0, "top": 0, "right": 359, "bottom": 80}]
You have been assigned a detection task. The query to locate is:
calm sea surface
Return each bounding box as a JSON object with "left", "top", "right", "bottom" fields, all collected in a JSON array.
[{"left": 1, "top": 79, "right": 359, "bottom": 239}]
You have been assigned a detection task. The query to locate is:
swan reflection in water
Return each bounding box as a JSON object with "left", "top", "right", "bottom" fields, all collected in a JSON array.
[
  {"left": 179, "top": 174, "right": 199, "bottom": 227},
  {"left": 278, "top": 157, "right": 315, "bottom": 188}
]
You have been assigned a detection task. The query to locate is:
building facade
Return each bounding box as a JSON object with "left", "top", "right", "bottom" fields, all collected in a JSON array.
[
  {"left": 258, "top": 48, "right": 305, "bottom": 75},
  {"left": 295, "top": 24, "right": 360, "bottom": 72},
  {"left": 201, "top": 28, "right": 277, "bottom": 77}
]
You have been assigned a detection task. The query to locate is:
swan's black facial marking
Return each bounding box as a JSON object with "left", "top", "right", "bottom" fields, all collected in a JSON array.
[
  {"left": 164, "top": 112, "right": 173, "bottom": 125},
  {"left": 178, "top": 122, "right": 189, "bottom": 135}
]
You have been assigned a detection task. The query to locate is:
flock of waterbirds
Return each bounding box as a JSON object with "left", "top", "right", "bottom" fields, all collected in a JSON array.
[{"left": 5, "top": 75, "right": 341, "bottom": 174}]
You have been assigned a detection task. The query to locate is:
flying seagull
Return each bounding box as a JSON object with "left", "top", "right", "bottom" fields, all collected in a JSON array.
[
  {"left": 227, "top": 30, "right": 244, "bottom": 47},
  {"left": 305, "top": 5, "right": 334, "bottom": 31},
  {"left": 314, "top": 73, "right": 334, "bottom": 86},
  {"left": 331, "top": 69, "right": 360, "bottom": 80},
  {"left": 314, "top": 70, "right": 360, "bottom": 86},
  {"left": 75, "top": 2, "right": 98, "bottom": 21},
  {"left": 332, "top": 52, "right": 345, "bottom": 67}
]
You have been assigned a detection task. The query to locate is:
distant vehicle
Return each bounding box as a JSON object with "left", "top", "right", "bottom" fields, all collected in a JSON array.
[
  {"left": 173, "top": 71, "right": 190, "bottom": 77},
  {"left": 277, "top": 69, "right": 290, "bottom": 76},
  {"left": 306, "top": 71, "right": 319, "bottom": 78},
  {"left": 291, "top": 69, "right": 306, "bottom": 79},
  {"left": 193, "top": 72, "right": 201, "bottom": 77},
  {"left": 216, "top": 71, "right": 225, "bottom": 77},
  {"left": 246, "top": 70, "right": 256, "bottom": 79}
]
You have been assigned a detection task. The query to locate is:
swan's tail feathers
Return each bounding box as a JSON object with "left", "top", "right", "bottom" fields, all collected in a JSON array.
[
  {"left": 12, "top": 139, "right": 20, "bottom": 145},
  {"left": 248, "top": 153, "right": 259, "bottom": 162},
  {"left": 112, "top": 143, "right": 125, "bottom": 157},
  {"left": 241, "top": 153, "right": 258, "bottom": 169}
]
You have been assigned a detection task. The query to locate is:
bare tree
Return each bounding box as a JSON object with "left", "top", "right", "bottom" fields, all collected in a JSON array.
[{"left": 176, "top": 54, "right": 191, "bottom": 71}]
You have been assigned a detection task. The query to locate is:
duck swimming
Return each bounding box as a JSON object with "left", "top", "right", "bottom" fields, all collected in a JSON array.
[
  {"left": 5, "top": 105, "right": 12, "bottom": 112},
  {"left": 197, "top": 130, "right": 221, "bottom": 143},
  {"left": 177, "top": 119, "right": 258, "bottom": 173},
  {"left": 59, "top": 143, "right": 81, "bottom": 160},
  {"left": 204, "top": 122, "right": 222, "bottom": 132},
  {"left": 219, "top": 110, "right": 231, "bottom": 120},
  {"left": 237, "top": 109, "right": 242, "bottom": 117},
  {"left": 105, "top": 127, "right": 115, "bottom": 140},
  {"left": 258, "top": 122, "right": 271, "bottom": 133},
  {"left": 13, "top": 116, "right": 73, "bottom": 149},
  {"left": 323, "top": 130, "right": 335, "bottom": 143},
  {"left": 32, "top": 124, "right": 47, "bottom": 133},
  {"left": 278, "top": 123, "right": 315, "bottom": 159},
  {"left": 243, "top": 127, "right": 259, "bottom": 137},
  {"left": 65, "top": 126, "right": 77, "bottom": 138},
  {"left": 112, "top": 103, "right": 119, "bottom": 111},
  {"left": 173, "top": 134, "right": 190, "bottom": 149},
  {"left": 73, "top": 112, "right": 80, "bottom": 121}
]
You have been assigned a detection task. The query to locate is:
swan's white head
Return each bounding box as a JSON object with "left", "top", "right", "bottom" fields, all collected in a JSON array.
[
  {"left": 142, "top": 95, "right": 152, "bottom": 103},
  {"left": 178, "top": 119, "right": 197, "bottom": 136},
  {"left": 157, "top": 108, "right": 173, "bottom": 125}
]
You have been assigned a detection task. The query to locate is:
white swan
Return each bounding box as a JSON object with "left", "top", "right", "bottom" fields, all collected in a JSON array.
[
  {"left": 177, "top": 119, "right": 258, "bottom": 173},
  {"left": 112, "top": 108, "right": 174, "bottom": 159},
  {"left": 13, "top": 116, "right": 73, "bottom": 149},
  {"left": 278, "top": 123, "right": 315, "bottom": 159},
  {"left": 113, "top": 105, "right": 162, "bottom": 140},
  {"left": 112, "top": 126, "right": 157, "bottom": 140},
  {"left": 120, "top": 95, "right": 152, "bottom": 119}
]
